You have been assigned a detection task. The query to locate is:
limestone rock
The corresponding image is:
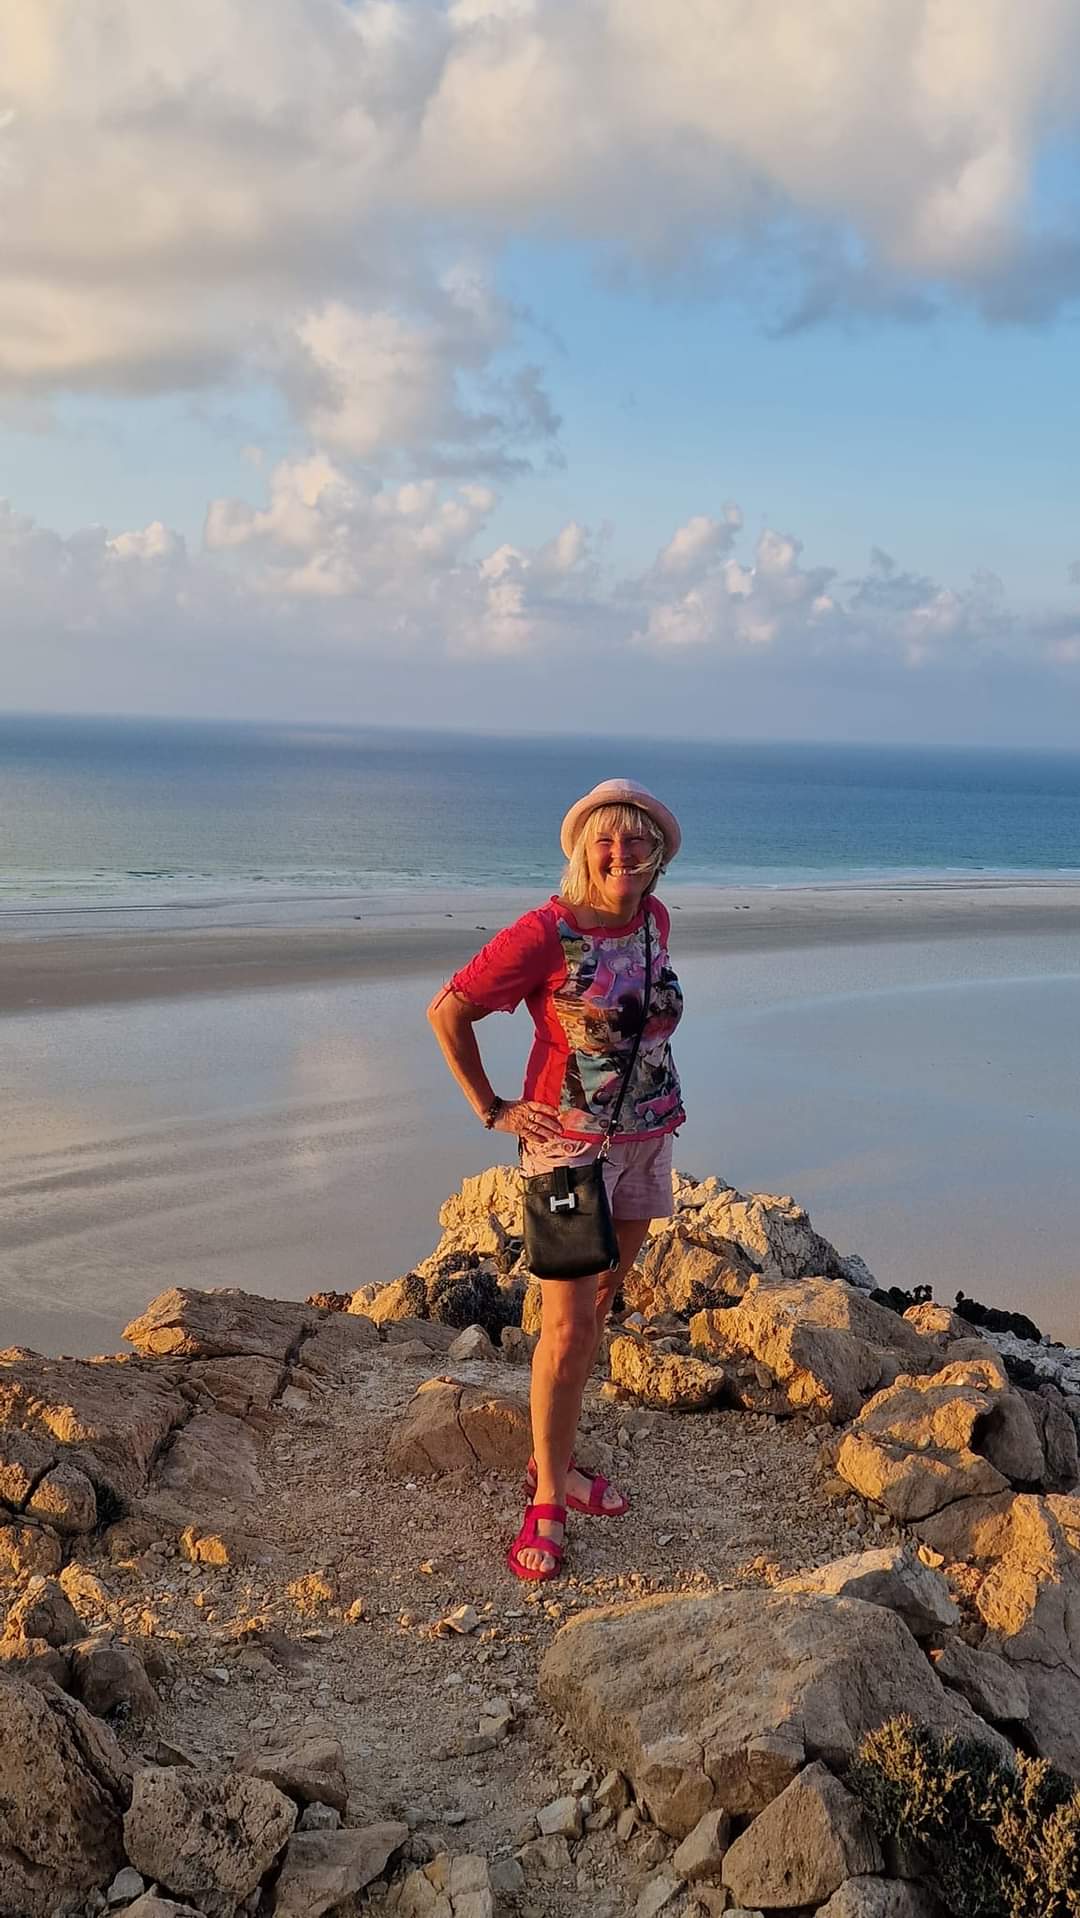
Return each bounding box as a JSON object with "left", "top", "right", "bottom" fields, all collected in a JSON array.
[
  {"left": 0, "top": 1518, "right": 63, "bottom": 1574},
  {"left": 124, "top": 1765, "right": 296, "bottom": 1914},
  {"left": 0, "top": 1633, "right": 69, "bottom": 1686},
  {"left": 294, "top": 1312, "right": 380, "bottom": 1378},
  {"left": 669, "top": 1175, "right": 871, "bottom": 1288},
  {"left": 721, "top": 1763, "right": 883, "bottom": 1909},
  {"left": 240, "top": 1717, "right": 347, "bottom": 1812},
  {"left": 623, "top": 1233, "right": 757, "bottom": 1320},
  {"left": 447, "top": 1325, "right": 498, "bottom": 1362},
  {"left": 124, "top": 1896, "right": 207, "bottom": 1918},
  {"left": 0, "top": 1673, "right": 131, "bottom": 1918},
  {"left": 0, "top": 1349, "right": 187, "bottom": 1502},
  {"left": 386, "top": 1849, "right": 496, "bottom": 1918},
  {"left": 500, "top": 1325, "right": 535, "bottom": 1364},
  {"left": 974, "top": 1390, "right": 1046, "bottom": 1484},
  {"left": 817, "top": 1880, "right": 940, "bottom": 1917},
  {"left": 913, "top": 1490, "right": 1019, "bottom": 1561},
  {"left": 671, "top": 1808, "right": 732, "bottom": 1881},
  {"left": 836, "top": 1431, "right": 1009, "bottom": 1521},
  {"left": 4, "top": 1574, "right": 83, "bottom": 1646},
  {"left": 930, "top": 1640, "right": 1030, "bottom": 1722},
  {"left": 538, "top": 1589, "right": 1006, "bottom": 1837},
  {"left": 386, "top": 1378, "right": 530, "bottom": 1477},
  {"left": 903, "top": 1301, "right": 974, "bottom": 1343},
  {"left": 123, "top": 1286, "right": 318, "bottom": 1361},
  {"left": 1020, "top": 1387, "right": 1080, "bottom": 1491},
  {"left": 691, "top": 1276, "right": 935, "bottom": 1425},
  {"left": 26, "top": 1459, "right": 99, "bottom": 1533},
  {"left": 777, "top": 1547, "right": 960, "bottom": 1639},
  {"left": 434, "top": 1164, "right": 523, "bottom": 1253},
  {"left": 151, "top": 1411, "right": 264, "bottom": 1507},
  {"left": 382, "top": 1317, "right": 459, "bottom": 1351},
  {"left": 273, "top": 1823, "right": 409, "bottom": 1918},
  {"left": 182, "top": 1353, "right": 285, "bottom": 1414},
  {"left": 70, "top": 1636, "right": 157, "bottom": 1722},
  {"left": 609, "top": 1337, "right": 729, "bottom": 1411},
  {"left": 0, "top": 1426, "right": 57, "bottom": 1509}
]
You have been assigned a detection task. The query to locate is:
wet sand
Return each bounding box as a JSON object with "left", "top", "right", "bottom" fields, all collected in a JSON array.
[{"left": 5, "top": 879, "right": 1080, "bottom": 1015}]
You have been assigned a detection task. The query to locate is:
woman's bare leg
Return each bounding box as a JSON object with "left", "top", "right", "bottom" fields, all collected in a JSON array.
[{"left": 520, "top": 1274, "right": 599, "bottom": 1575}]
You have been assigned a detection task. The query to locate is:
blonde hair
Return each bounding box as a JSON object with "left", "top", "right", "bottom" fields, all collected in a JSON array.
[{"left": 560, "top": 803, "right": 666, "bottom": 908}]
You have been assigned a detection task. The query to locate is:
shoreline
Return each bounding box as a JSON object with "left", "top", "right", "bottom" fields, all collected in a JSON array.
[{"left": 4, "top": 878, "right": 1080, "bottom": 1014}]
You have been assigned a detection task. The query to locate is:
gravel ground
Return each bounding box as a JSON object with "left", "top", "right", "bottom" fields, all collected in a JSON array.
[{"left": 94, "top": 1342, "right": 904, "bottom": 1917}]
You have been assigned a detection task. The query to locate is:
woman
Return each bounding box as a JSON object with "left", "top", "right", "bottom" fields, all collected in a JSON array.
[{"left": 427, "top": 777, "right": 684, "bottom": 1581}]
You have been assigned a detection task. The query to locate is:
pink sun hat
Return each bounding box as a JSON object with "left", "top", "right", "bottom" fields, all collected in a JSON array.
[{"left": 560, "top": 778, "right": 682, "bottom": 862}]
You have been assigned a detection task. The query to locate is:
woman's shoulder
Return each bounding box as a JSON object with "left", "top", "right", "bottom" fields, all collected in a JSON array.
[{"left": 647, "top": 895, "right": 671, "bottom": 940}]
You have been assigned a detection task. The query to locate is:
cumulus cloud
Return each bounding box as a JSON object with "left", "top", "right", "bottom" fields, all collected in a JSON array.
[
  {"left": 3, "top": 0, "right": 1080, "bottom": 459},
  {"left": 3, "top": 478, "right": 1075, "bottom": 697}
]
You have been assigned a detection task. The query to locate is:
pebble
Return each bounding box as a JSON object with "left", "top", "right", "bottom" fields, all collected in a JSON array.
[
  {"left": 536, "top": 1794, "right": 583, "bottom": 1839},
  {"left": 440, "top": 1603, "right": 480, "bottom": 1634},
  {"left": 106, "top": 1868, "right": 145, "bottom": 1906}
]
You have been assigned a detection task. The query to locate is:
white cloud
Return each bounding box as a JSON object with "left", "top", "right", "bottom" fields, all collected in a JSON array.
[{"left": 3, "top": 0, "right": 1080, "bottom": 457}]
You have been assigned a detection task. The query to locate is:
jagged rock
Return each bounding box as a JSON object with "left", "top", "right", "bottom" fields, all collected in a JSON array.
[
  {"left": 0, "top": 1673, "right": 132, "bottom": 1917},
  {"left": 273, "top": 1823, "right": 409, "bottom": 1918},
  {"left": 834, "top": 1360, "right": 1028, "bottom": 1521},
  {"left": 521, "top": 1282, "right": 543, "bottom": 1338},
  {"left": 240, "top": 1717, "right": 347, "bottom": 1812},
  {"left": 433, "top": 1165, "right": 523, "bottom": 1255},
  {"left": 539, "top": 1589, "right": 1006, "bottom": 1836},
  {"left": 183, "top": 1354, "right": 288, "bottom": 1415},
  {"left": 929, "top": 1639, "right": 1030, "bottom": 1722},
  {"left": 1019, "top": 1387, "right": 1080, "bottom": 1491},
  {"left": 913, "top": 1489, "right": 1019, "bottom": 1561},
  {"left": 622, "top": 1233, "right": 757, "bottom": 1319},
  {"left": 382, "top": 1317, "right": 459, "bottom": 1352},
  {"left": 817, "top": 1880, "right": 940, "bottom": 1917},
  {"left": 26, "top": 1459, "right": 99, "bottom": 1533},
  {"left": 386, "top": 1378, "right": 530, "bottom": 1477},
  {"left": 671, "top": 1808, "right": 732, "bottom": 1881},
  {"left": 361, "top": 1276, "right": 429, "bottom": 1325},
  {"left": 500, "top": 1325, "right": 535, "bottom": 1364},
  {"left": 59, "top": 1561, "right": 113, "bottom": 1614},
  {"left": 903, "top": 1302, "right": 974, "bottom": 1343},
  {"left": 776, "top": 1546, "right": 960, "bottom": 1639},
  {"left": 385, "top": 1849, "right": 496, "bottom": 1918},
  {"left": 447, "top": 1325, "right": 498, "bottom": 1362},
  {"left": 0, "top": 1634, "right": 69, "bottom": 1686},
  {"left": 0, "top": 1349, "right": 187, "bottom": 1502},
  {"left": 124, "top": 1896, "right": 207, "bottom": 1918},
  {"left": 69, "top": 1636, "right": 157, "bottom": 1721},
  {"left": 608, "top": 1337, "right": 729, "bottom": 1411},
  {"left": 974, "top": 1390, "right": 1046, "bottom": 1484},
  {"left": 692, "top": 1276, "right": 935, "bottom": 1425},
  {"left": 721, "top": 1762, "right": 883, "bottom": 1909},
  {"left": 179, "top": 1521, "right": 274, "bottom": 1567},
  {"left": 124, "top": 1765, "right": 296, "bottom": 1915},
  {"left": 296, "top": 1314, "right": 380, "bottom": 1379},
  {"left": 106, "top": 1865, "right": 146, "bottom": 1905},
  {"left": 4, "top": 1573, "right": 84, "bottom": 1646},
  {"left": 124, "top": 1286, "right": 318, "bottom": 1361},
  {"left": 669, "top": 1175, "right": 871, "bottom": 1288},
  {"left": 0, "top": 1518, "right": 63, "bottom": 1573},
  {"left": 0, "top": 1426, "right": 57, "bottom": 1508},
  {"left": 151, "top": 1412, "right": 264, "bottom": 1507}
]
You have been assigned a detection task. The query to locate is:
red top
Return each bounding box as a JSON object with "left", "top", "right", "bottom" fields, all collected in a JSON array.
[{"left": 444, "top": 895, "right": 685, "bottom": 1141}]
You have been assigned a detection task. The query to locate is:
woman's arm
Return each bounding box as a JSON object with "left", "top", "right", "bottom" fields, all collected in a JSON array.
[{"left": 426, "top": 988, "right": 562, "bottom": 1142}]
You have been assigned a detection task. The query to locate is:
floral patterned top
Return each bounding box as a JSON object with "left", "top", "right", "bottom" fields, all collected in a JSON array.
[{"left": 443, "top": 895, "right": 685, "bottom": 1142}]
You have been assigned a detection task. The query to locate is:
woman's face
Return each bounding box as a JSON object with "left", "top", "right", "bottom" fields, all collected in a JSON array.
[{"left": 584, "top": 820, "right": 655, "bottom": 916}]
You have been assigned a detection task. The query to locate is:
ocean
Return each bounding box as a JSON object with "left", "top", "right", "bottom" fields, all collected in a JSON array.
[{"left": 3, "top": 713, "right": 1080, "bottom": 913}]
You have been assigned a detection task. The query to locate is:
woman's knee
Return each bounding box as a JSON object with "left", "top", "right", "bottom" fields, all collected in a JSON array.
[{"left": 539, "top": 1297, "right": 597, "bottom": 1376}]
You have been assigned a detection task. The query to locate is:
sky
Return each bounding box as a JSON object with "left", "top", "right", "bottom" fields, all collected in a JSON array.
[{"left": 2, "top": 1, "right": 1080, "bottom": 743}]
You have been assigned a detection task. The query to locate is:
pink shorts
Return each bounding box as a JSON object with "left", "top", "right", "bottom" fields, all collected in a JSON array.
[{"left": 519, "top": 1132, "right": 674, "bottom": 1221}]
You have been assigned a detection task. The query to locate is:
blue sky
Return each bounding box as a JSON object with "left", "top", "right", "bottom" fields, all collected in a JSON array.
[{"left": 2, "top": 1, "right": 1080, "bottom": 742}]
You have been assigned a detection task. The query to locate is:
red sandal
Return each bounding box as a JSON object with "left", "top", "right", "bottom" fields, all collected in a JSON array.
[
  {"left": 525, "top": 1456, "right": 630, "bottom": 1517},
  {"left": 507, "top": 1502, "right": 566, "bottom": 1582}
]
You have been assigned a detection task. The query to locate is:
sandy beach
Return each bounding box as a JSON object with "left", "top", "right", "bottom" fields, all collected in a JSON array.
[
  {"left": 4, "top": 878, "right": 1080, "bottom": 1015},
  {"left": 2, "top": 880, "right": 1080, "bottom": 1359}
]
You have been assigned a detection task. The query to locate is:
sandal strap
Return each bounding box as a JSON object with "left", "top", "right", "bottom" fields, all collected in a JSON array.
[
  {"left": 527, "top": 1502, "right": 567, "bottom": 1522},
  {"left": 586, "top": 1472, "right": 611, "bottom": 1513}
]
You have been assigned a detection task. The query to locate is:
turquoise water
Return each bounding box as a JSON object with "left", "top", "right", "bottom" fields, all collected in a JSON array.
[{"left": 3, "top": 713, "right": 1080, "bottom": 910}]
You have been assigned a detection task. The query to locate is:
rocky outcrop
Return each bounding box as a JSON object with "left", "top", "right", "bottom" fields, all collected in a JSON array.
[
  {"left": 607, "top": 1336, "right": 730, "bottom": 1411},
  {"left": 123, "top": 1287, "right": 322, "bottom": 1363},
  {"left": 539, "top": 1588, "right": 1006, "bottom": 1836},
  {"left": 692, "top": 1275, "right": 936, "bottom": 1425},
  {"left": 386, "top": 1377, "right": 531, "bottom": 1477},
  {"left": 720, "top": 1761, "right": 883, "bottom": 1910},
  {"left": 777, "top": 1546, "right": 960, "bottom": 1640},
  {"left": 834, "top": 1359, "right": 1037, "bottom": 1522},
  {"left": 124, "top": 1765, "right": 296, "bottom": 1916},
  {"left": 0, "top": 1348, "right": 187, "bottom": 1504},
  {"left": 0, "top": 1673, "right": 132, "bottom": 1918},
  {"left": 622, "top": 1232, "right": 759, "bottom": 1320}
]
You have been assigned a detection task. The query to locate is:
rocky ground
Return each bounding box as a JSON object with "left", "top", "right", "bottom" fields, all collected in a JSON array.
[{"left": 5, "top": 1165, "right": 1080, "bottom": 1918}]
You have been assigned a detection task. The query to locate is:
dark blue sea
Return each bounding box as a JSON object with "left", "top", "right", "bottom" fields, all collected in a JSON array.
[{"left": 2, "top": 712, "right": 1080, "bottom": 910}]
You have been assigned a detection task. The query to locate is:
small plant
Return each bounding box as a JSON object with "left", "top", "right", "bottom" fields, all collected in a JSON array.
[{"left": 848, "top": 1716, "right": 1080, "bottom": 1918}]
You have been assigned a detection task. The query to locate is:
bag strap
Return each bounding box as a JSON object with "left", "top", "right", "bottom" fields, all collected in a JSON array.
[{"left": 598, "top": 904, "right": 652, "bottom": 1159}]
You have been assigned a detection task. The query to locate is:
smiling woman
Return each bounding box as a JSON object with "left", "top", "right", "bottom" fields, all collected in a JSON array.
[{"left": 426, "top": 776, "right": 686, "bottom": 1581}]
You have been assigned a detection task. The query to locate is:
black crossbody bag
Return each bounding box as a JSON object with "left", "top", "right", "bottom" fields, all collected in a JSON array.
[{"left": 520, "top": 909, "right": 652, "bottom": 1280}]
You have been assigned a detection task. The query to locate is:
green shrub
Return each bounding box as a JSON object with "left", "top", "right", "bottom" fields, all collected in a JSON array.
[{"left": 848, "top": 1717, "right": 1080, "bottom": 1918}]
